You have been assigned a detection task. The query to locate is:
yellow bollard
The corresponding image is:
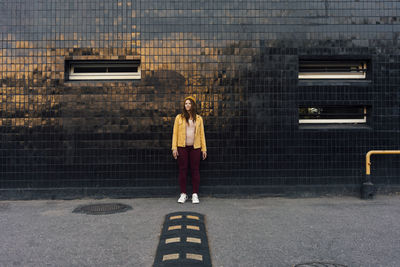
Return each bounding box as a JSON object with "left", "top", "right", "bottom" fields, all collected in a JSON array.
[
  {"left": 366, "top": 150, "right": 400, "bottom": 176},
  {"left": 363, "top": 150, "right": 400, "bottom": 199}
]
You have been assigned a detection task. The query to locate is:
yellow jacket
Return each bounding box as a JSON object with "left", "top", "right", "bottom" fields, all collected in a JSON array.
[{"left": 172, "top": 114, "right": 207, "bottom": 152}]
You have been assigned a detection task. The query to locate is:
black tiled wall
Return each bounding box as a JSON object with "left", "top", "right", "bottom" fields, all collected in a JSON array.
[{"left": 1, "top": 0, "right": 399, "bottom": 193}]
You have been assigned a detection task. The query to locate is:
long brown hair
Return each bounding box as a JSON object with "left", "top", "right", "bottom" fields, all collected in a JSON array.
[{"left": 181, "top": 98, "right": 197, "bottom": 123}]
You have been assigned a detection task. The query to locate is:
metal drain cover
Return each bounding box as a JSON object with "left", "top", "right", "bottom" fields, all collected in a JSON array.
[
  {"left": 294, "top": 263, "right": 347, "bottom": 267},
  {"left": 73, "top": 203, "right": 132, "bottom": 215}
]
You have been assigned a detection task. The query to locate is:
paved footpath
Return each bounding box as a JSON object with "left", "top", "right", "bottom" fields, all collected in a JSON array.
[{"left": 1, "top": 195, "right": 400, "bottom": 267}]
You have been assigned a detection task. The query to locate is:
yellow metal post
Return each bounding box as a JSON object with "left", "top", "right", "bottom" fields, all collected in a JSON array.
[
  {"left": 366, "top": 150, "right": 400, "bottom": 175},
  {"left": 362, "top": 150, "right": 400, "bottom": 199}
]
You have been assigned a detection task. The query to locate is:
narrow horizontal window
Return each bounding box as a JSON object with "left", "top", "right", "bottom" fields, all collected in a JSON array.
[
  {"left": 299, "top": 60, "right": 368, "bottom": 80},
  {"left": 299, "top": 106, "right": 368, "bottom": 124},
  {"left": 66, "top": 60, "right": 141, "bottom": 80}
]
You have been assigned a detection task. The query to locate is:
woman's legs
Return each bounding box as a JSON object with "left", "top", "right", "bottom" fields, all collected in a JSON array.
[
  {"left": 178, "top": 146, "right": 201, "bottom": 194},
  {"left": 177, "top": 147, "right": 188, "bottom": 193},
  {"left": 189, "top": 147, "right": 201, "bottom": 193}
]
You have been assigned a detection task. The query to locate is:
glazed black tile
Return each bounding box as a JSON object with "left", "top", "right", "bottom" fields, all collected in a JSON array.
[{"left": 0, "top": 0, "right": 399, "bottom": 193}]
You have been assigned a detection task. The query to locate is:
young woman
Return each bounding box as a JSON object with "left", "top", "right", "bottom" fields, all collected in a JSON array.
[{"left": 172, "top": 96, "right": 207, "bottom": 204}]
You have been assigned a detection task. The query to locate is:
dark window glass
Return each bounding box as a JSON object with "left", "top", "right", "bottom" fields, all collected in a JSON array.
[
  {"left": 107, "top": 66, "right": 138, "bottom": 72},
  {"left": 299, "top": 106, "right": 367, "bottom": 120},
  {"left": 74, "top": 67, "right": 108, "bottom": 73},
  {"left": 299, "top": 61, "right": 366, "bottom": 73},
  {"left": 299, "top": 60, "right": 369, "bottom": 80}
]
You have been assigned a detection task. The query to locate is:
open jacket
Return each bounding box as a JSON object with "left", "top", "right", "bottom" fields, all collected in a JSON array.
[{"left": 172, "top": 114, "right": 207, "bottom": 152}]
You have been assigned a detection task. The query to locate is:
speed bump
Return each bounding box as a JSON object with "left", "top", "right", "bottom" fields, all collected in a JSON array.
[{"left": 153, "top": 212, "right": 212, "bottom": 267}]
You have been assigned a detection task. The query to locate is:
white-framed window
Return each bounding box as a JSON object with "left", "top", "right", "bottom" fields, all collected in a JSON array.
[
  {"left": 66, "top": 60, "right": 141, "bottom": 80},
  {"left": 299, "top": 106, "right": 368, "bottom": 124},
  {"left": 299, "top": 60, "right": 368, "bottom": 80}
]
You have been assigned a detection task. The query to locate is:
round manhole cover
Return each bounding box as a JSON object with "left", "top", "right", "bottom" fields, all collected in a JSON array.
[
  {"left": 73, "top": 203, "right": 132, "bottom": 215},
  {"left": 294, "top": 263, "right": 347, "bottom": 267}
]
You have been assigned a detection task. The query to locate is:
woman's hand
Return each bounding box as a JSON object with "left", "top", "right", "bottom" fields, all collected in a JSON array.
[
  {"left": 202, "top": 151, "right": 207, "bottom": 160},
  {"left": 172, "top": 150, "right": 179, "bottom": 159}
]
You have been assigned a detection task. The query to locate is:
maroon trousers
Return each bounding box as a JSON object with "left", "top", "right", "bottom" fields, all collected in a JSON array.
[{"left": 177, "top": 146, "right": 201, "bottom": 194}]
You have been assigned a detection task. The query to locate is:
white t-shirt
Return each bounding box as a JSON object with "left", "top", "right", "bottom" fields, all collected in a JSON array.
[{"left": 185, "top": 119, "right": 196, "bottom": 146}]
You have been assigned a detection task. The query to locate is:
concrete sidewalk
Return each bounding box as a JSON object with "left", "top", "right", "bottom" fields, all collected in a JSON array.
[{"left": 1, "top": 195, "right": 400, "bottom": 267}]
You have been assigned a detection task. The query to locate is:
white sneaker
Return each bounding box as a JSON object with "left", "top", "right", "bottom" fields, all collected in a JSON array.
[
  {"left": 192, "top": 193, "right": 200, "bottom": 204},
  {"left": 177, "top": 193, "right": 188, "bottom": 203}
]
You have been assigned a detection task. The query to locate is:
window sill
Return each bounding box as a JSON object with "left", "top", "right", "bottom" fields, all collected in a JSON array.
[
  {"left": 63, "top": 80, "right": 141, "bottom": 86},
  {"left": 299, "top": 124, "right": 372, "bottom": 131},
  {"left": 298, "top": 80, "right": 371, "bottom": 87}
]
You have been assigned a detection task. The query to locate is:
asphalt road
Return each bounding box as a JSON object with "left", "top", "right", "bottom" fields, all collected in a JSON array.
[{"left": 1, "top": 195, "right": 400, "bottom": 267}]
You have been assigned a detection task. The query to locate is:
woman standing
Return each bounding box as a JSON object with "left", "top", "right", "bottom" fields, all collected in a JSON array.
[{"left": 172, "top": 96, "right": 207, "bottom": 204}]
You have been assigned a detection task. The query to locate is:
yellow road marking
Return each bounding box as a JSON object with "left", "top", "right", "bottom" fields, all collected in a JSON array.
[
  {"left": 170, "top": 215, "right": 182, "bottom": 220},
  {"left": 168, "top": 225, "right": 182, "bottom": 230},
  {"left": 186, "top": 253, "right": 203, "bottom": 261},
  {"left": 186, "top": 225, "right": 200, "bottom": 230},
  {"left": 187, "top": 215, "right": 200, "bottom": 220},
  {"left": 165, "top": 237, "right": 181, "bottom": 244},
  {"left": 186, "top": 237, "right": 201, "bottom": 244},
  {"left": 162, "top": 253, "right": 179, "bottom": 261}
]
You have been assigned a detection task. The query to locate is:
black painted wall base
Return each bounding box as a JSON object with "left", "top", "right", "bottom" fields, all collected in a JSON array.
[
  {"left": 3, "top": 184, "right": 399, "bottom": 200},
  {"left": 361, "top": 182, "right": 377, "bottom": 199}
]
